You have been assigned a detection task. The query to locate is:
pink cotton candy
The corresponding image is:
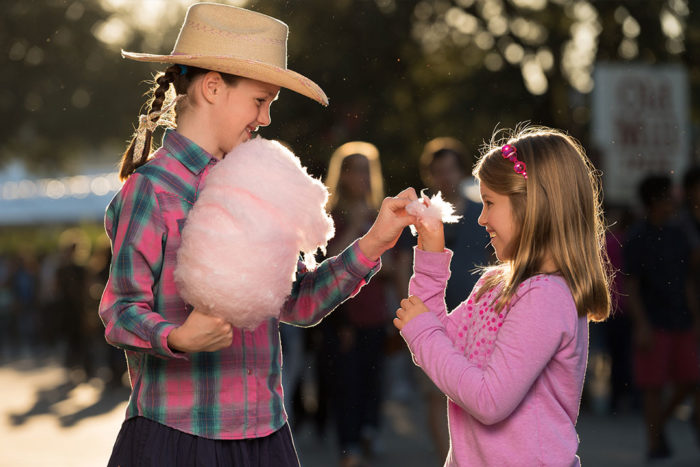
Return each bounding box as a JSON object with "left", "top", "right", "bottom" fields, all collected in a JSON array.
[
  {"left": 405, "top": 191, "right": 461, "bottom": 235},
  {"left": 173, "top": 137, "right": 335, "bottom": 330}
]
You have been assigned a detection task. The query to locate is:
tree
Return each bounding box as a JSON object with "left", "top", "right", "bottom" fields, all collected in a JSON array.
[
  {"left": 2, "top": 0, "right": 697, "bottom": 188},
  {"left": 1, "top": 0, "right": 156, "bottom": 172},
  {"left": 406, "top": 0, "right": 695, "bottom": 162}
]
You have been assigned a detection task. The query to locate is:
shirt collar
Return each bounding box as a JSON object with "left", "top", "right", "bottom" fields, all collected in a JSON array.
[{"left": 161, "top": 129, "right": 217, "bottom": 175}]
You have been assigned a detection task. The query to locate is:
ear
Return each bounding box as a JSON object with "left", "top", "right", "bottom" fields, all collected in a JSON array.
[{"left": 199, "top": 71, "right": 225, "bottom": 104}]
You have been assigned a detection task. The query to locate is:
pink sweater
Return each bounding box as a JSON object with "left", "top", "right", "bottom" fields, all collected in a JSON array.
[{"left": 401, "top": 248, "right": 588, "bottom": 466}]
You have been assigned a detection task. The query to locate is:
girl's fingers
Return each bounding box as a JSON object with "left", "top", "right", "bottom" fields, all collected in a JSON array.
[
  {"left": 384, "top": 197, "right": 412, "bottom": 212},
  {"left": 395, "top": 187, "right": 418, "bottom": 201}
]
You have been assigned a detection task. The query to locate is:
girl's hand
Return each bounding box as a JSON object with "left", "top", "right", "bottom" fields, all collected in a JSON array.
[
  {"left": 167, "top": 309, "right": 233, "bottom": 353},
  {"left": 413, "top": 213, "right": 445, "bottom": 253},
  {"left": 393, "top": 295, "right": 429, "bottom": 331},
  {"left": 358, "top": 187, "right": 419, "bottom": 260}
]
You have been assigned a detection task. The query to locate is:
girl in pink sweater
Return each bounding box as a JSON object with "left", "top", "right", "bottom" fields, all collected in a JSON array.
[{"left": 395, "top": 126, "right": 611, "bottom": 466}]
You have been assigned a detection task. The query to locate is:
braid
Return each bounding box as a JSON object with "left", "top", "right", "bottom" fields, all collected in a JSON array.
[
  {"left": 118, "top": 65, "right": 239, "bottom": 181},
  {"left": 118, "top": 65, "right": 180, "bottom": 181}
]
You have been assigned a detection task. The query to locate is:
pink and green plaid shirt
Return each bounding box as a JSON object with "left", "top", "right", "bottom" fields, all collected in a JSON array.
[{"left": 99, "top": 129, "right": 380, "bottom": 440}]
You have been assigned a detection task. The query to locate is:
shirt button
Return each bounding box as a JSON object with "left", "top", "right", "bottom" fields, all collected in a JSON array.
[{"left": 247, "top": 369, "right": 252, "bottom": 375}]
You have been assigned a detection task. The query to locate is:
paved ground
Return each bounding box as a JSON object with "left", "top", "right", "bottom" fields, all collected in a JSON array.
[{"left": 2, "top": 355, "right": 700, "bottom": 467}]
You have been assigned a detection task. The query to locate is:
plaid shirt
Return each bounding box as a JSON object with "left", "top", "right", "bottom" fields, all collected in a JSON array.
[{"left": 99, "top": 130, "right": 380, "bottom": 439}]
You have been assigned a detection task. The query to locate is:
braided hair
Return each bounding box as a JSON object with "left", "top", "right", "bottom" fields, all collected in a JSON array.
[{"left": 118, "top": 65, "right": 239, "bottom": 180}]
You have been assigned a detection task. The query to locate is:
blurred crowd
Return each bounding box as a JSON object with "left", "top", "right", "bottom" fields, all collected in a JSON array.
[
  {"left": 0, "top": 230, "right": 126, "bottom": 387},
  {"left": 1, "top": 138, "right": 699, "bottom": 465}
]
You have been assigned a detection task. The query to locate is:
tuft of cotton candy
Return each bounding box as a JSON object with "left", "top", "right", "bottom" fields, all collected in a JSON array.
[
  {"left": 173, "top": 137, "right": 335, "bottom": 330},
  {"left": 405, "top": 191, "right": 461, "bottom": 235}
]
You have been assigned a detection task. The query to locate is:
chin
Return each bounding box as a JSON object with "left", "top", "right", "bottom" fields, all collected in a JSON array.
[{"left": 492, "top": 246, "right": 511, "bottom": 263}]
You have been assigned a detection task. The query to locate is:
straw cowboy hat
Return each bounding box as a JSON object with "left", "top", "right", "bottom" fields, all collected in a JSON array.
[{"left": 121, "top": 2, "right": 328, "bottom": 105}]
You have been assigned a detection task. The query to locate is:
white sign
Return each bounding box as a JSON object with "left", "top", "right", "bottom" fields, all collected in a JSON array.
[{"left": 592, "top": 63, "right": 689, "bottom": 204}]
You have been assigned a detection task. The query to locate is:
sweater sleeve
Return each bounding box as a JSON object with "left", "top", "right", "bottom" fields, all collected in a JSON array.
[
  {"left": 408, "top": 247, "right": 453, "bottom": 328},
  {"left": 401, "top": 280, "right": 576, "bottom": 425}
]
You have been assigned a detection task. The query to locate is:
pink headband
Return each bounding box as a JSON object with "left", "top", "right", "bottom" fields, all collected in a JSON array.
[{"left": 501, "top": 144, "right": 528, "bottom": 179}]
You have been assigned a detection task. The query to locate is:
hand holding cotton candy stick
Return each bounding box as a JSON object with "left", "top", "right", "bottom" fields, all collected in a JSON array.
[
  {"left": 405, "top": 191, "right": 461, "bottom": 252},
  {"left": 357, "top": 187, "right": 421, "bottom": 260}
]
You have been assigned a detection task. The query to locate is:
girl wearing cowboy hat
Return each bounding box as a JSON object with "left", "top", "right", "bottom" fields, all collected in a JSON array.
[{"left": 98, "top": 3, "right": 418, "bottom": 466}]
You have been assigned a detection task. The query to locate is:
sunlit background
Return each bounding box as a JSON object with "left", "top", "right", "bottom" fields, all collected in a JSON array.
[{"left": 2, "top": 1, "right": 699, "bottom": 466}]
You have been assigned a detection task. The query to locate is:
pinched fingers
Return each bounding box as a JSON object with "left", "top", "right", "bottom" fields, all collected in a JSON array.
[{"left": 395, "top": 187, "right": 419, "bottom": 202}]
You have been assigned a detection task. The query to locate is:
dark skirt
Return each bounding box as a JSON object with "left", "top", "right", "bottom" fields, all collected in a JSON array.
[{"left": 107, "top": 416, "right": 300, "bottom": 467}]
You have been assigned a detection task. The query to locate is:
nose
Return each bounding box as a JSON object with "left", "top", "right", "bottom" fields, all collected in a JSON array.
[
  {"left": 257, "top": 105, "right": 272, "bottom": 127},
  {"left": 478, "top": 206, "right": 486, "bottom": 227}
]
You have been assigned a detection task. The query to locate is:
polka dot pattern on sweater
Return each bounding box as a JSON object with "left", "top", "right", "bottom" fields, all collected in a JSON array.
[{"left": 455, "top": 275, "right": 551, "bottom": 368}]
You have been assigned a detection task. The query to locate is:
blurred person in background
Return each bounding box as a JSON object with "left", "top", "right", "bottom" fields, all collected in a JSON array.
[
  {"left": 679, "top": 165, "right": 700, "bottom": 268},
  {"left": 0, "top": 253, "right": 15, "bottom": 359},
  {"left": 10, "top": 251, "right": 39, "bottom": 357},
  {"left": 601, "top": 203, "right": 637, "bottom": 415},
  {"left": 624, "top": 174, "right": 700, "bottom": 460},
  {"left": 678, "top": 165, "right": 700, "bottom": 446},
  {"left": 55, "top": 240, "right": 89, "bottom": 380},
  {"left": 37, "top": 248, "right": 61, "bottom": 355},
  {"left": 319, "top": 141, "right": 393, "bottom": 467}
]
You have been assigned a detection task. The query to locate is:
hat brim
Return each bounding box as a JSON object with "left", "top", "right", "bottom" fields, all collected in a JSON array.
[{"left": 121, "top": 51, "right": 328, "bottom": 106}]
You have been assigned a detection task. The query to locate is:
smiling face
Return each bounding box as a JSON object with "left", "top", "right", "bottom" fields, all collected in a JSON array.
[
  {"left": 214, "top": 77, "right": 280, "bottom": 155},
  {"left": 478, "top": 182, "right": 518, "bottom": 261}
]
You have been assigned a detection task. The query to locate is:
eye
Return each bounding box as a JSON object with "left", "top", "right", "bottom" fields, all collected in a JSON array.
[{"left": 255, "top": 98, "right": 266, "bottom": 106}]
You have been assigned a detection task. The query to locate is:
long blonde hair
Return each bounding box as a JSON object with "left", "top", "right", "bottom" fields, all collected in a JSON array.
[
  {"left": 325, "top": 141, "right": 385, "bottom": 211},
  {"left": 473, "top": 125, "right": 611, "bottom": 322}
]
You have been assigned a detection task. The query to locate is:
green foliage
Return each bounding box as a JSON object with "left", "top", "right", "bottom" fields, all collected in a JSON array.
[{"left": 1, "top": 0, "right": 153, "bottom": 173}]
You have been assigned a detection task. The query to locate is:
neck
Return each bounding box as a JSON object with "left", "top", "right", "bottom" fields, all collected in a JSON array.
[{"left": 176, "top": 111, "right": 224, "bottom": 159}]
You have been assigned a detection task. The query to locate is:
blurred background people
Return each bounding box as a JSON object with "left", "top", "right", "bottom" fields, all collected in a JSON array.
[
  {"left": 623, "top": 174, "right": 700, "bottom": 461},
  {"left": 55, "top": 240, "right": 89, "bottom": 379},
  {"left": 601, "top": 203, "right": 637, "bottom": 415},
  {"left": 679, "top": 165, "right": 700, "bottom": 447},
  {"left": 319, "top": 141, "right": 393, "bottom": 467},
  {"left": 10, "top": 252, "right": 40, "bottom": 357}
]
